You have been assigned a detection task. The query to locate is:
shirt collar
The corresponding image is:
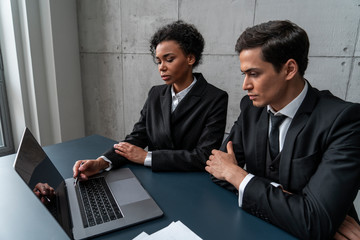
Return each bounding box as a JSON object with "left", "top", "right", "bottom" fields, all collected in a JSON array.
[
  {"left": 171, "top": 75, "right": 197, "bottom": 100},
  {"left": 267, "top": 80, "right": 308, "bottom": 119}
]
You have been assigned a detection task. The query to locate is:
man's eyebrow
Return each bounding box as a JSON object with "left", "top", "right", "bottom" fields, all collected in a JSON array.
[{"left": 241, "top": 68, "right": 259, "bottom": 73}]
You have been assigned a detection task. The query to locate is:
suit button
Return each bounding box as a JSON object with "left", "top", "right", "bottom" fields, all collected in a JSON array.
[{"left": 269, "top": 165, "right": 275, "bottom": 171}]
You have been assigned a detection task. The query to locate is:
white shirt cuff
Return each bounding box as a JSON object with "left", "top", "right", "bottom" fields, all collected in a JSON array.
[
  {"left": 100, "top": 156, "right": 113, "bottom": 171},
  {"left": 237, "top": 175, "right": 283, "bottom": 208},
  {"left": 238, "top": 173, "right": 254, "bottom": 207},
  {"left": 144, "top": 152, "right": 152, "bottom": 167},
  {"left": 270, "top": 182, "right": 282, "bottom": 188}
]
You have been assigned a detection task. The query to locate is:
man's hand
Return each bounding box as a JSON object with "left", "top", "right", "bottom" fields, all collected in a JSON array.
[
  {"left": 114, "top": 142, "right": 147, "bottom": 165},
  {"left": 205, "top": 141, "right": 248, "bottom": 190},
  {"left": 334, "top": 215, "right": 360, "bottom": 240},
  {"left": 73, "top": 158, "right": 109, "bottom": 181}
]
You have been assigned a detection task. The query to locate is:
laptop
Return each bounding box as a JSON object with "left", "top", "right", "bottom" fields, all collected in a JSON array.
[{"left": 13, "top": 128, "right": 163, "bottom": 239}]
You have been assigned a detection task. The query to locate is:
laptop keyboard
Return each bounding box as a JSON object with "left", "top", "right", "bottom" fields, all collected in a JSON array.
[{"left": 76, "top": 177, "right": 123, "bottom": 228}]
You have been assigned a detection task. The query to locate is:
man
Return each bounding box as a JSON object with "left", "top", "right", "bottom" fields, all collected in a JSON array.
[{"left": 205, "top": 20, "right": 360, "bottom": 239}]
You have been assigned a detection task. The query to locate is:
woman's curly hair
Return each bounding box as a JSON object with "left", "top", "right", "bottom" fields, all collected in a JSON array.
[{"left": 150, "top": 20, "right": 205, "bottom": 68}]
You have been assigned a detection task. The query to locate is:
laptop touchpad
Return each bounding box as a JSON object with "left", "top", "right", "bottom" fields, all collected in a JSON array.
[{"left": 108, "top": 178, "right": 150, "bottom": 206}]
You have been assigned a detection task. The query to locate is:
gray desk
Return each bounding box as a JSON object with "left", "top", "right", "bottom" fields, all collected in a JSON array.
[{"left": 0, "top": 135, "right": 296, "bottom": 239}]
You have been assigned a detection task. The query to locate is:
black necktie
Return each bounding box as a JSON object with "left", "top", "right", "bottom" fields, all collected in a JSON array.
[{"left": 269, "top": 112, "right": 287, "bottom": 160}]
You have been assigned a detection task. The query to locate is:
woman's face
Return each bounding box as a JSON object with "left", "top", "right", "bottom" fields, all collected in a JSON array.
[{"left": 155, "top": 40, "right": 194, "bottom": 90}]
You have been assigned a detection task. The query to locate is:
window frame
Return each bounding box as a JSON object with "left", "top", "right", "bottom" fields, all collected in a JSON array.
[{"left": 0, "top": 47, "right": 14, "bottom": 157}]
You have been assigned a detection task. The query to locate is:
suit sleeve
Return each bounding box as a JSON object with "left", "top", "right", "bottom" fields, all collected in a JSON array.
[
  {"left": 151, "top": 91, "right": 228, "bottom": 171},
  {"left": 242, "top": 103, "right": 360, "bottom": 239},
  {"left": 211, "top": 98, "right": 247, "bottom": 192},
  {"left": 102, "top": 87, "right": 154, "bottom": 169}
]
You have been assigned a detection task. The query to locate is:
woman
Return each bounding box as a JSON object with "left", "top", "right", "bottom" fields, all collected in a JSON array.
[{"left": 73, "top": 20, "right": 228, "bottom": 179}]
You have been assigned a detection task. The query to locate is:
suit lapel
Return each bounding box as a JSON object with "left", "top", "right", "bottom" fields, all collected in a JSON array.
[
  {"left": 279, "top": 84, "right": 319, "bottom": 189},
  {"left": 255, "top": 108, "right": 269, "bottom": 177},
  {"left": 171, "top": 73, "right": 206, "bottom": 122},
  {"left": 160, "top": 86, "right": 174, "bottom": 147}
]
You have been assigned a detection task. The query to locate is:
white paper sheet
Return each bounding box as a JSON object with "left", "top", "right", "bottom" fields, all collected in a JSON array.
[{"left": 133, "top": 221, "right": 202, "bottom": 240}]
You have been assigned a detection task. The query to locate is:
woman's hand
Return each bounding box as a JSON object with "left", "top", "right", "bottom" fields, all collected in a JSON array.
[
  {"left": 114, "top": 142, "right": 147, "bottom": 165},
  {"left": 33, "top": 182, "right": 55, "bottom": 204},
  {"left": 72, "top": 158, "right": 109, "bottom": 181}
]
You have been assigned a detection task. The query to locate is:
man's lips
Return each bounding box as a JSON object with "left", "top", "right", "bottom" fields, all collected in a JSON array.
[{"left": 248, "top": 94, "right": 257, "bottom": 100}]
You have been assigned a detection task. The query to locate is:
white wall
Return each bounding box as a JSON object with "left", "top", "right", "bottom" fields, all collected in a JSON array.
[
  {"left": 0, "top": 0, "right": 85, "bottom": 147},
  {"left": 76, "top": 0, "right": 360, "bottom": 140}
]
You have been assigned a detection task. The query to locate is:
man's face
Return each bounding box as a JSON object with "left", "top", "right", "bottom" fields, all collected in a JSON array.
[{"left": 240, "top": 47, "right": 288, "bottom": 111}]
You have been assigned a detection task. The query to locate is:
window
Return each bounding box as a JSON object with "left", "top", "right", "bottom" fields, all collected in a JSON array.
[{"left": 0, "top": 47, "right": 14, "bottom": 156}]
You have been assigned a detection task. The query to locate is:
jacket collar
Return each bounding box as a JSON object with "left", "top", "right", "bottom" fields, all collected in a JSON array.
[
  {"left": 159, "top": 73, "right": 207, "bottom": 143},
  {"left": 171, "top": 73, "right": 207, "bottom": 122}
]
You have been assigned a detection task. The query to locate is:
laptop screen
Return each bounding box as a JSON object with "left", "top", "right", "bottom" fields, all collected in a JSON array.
[
  {"left": 13, "top": 128, "right": 72, "bottom": 238},
  {"left": 14, "top": 128, "right": 64, "bottom": 197}
]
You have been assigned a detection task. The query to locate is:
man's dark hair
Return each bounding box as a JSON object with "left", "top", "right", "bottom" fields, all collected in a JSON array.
[
  {"left": 235, "top": 20, "right": 309, "bottom": 77},
  {"left": 150, "top": 20, "right": 205, "bottom": 68}
]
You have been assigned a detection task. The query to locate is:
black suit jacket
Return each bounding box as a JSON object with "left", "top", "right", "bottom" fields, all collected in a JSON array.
[
  {"left": 215, "top": 83, "right": 360, "bottom": 239},
  {"left": 104, "top": 72, "right": 228, "bottom": 171}
]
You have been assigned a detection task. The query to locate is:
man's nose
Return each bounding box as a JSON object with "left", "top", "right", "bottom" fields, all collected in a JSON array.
[{"left": 242, "top": 76, "right": 252, "bottom": 90}]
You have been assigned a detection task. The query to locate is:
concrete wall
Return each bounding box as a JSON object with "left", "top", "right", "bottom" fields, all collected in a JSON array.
[{"left": 76, "top": 0, "right": 360, "bottom": 141}]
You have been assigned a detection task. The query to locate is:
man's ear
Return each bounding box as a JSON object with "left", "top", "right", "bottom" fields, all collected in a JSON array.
[
  {"left": 187, "top": 54, "right": 196, "bottom": 66},
  {"left": 284, "top": 59, "right": 298, "bottom": 80}
]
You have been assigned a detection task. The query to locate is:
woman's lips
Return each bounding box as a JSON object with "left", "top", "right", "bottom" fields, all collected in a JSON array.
[{"left": 161, "top": 75, "right": 170, "bottom": 81}]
